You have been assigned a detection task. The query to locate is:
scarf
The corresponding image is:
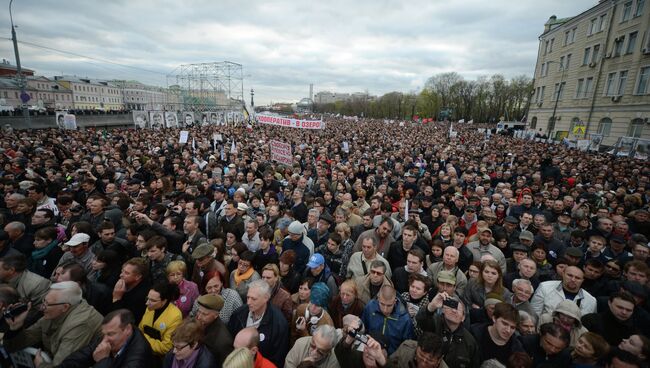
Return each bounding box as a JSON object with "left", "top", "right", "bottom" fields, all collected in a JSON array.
[
  {"left": 233, "top": 267, "right": 255, "bottom": 286},
  {"left": 171, "top": 347, "right": 200, "bottom": 368},
  {"left": 31, "top": 240, "right": 58, "bottom": 260}
]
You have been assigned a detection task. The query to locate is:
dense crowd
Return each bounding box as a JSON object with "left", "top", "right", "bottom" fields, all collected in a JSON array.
[{"left": 0, "top": 117, "right": 648, "bottom": 368}]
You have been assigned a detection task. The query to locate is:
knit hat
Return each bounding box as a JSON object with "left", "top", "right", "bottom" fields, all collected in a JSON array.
[{"left": 309, "top": 282, "right": 330, "bottom": 308}]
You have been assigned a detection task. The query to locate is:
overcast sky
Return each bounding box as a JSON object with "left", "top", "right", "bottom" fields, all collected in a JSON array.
[{"left": 1, "top": 0, "right": 594, "bottom": 104}]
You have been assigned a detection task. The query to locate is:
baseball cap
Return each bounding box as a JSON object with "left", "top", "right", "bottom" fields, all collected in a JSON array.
[
  {"left": 504, "top": 216, "right": 519, "bottom": 224},
  {"left": 306, "top": 254, "right": 325, "bottom": 268},
  {"left": 437, "top": 271, "right": 457, "bottom": 285},
  {"left": 65, "top": 233, "right": 90, "bottom": 246},
  {"left": 288, "top": 221, "right": 303, "bottom": 235}
]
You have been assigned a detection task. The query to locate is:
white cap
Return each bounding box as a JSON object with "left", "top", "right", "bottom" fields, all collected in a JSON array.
[{"left": 65, "top": 233, "right": 90, "bottom": 247}]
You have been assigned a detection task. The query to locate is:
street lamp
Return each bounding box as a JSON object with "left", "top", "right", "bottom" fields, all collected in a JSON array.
[
  {"left": 547, "top": 60, "right": 566, "bottom": 137},
  {"left": 9, "top": 0, "right": 31, "bottom": 129}
]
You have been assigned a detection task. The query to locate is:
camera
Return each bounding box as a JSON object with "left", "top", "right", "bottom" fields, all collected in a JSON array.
[
  {"left": 347, "top": 323, "right": 369, "bottom": 345},
  {"left": 347, "top": 330, "right": 369, "bottom": 345},
  {"left": 3, "top": 303, "right": 28, "bottom": 320},
  {"left": 443, "top": 298, "right": 459, "bottom": 309}
]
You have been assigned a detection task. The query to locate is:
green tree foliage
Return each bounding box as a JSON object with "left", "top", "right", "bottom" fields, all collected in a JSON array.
[{"left": 313, "top": 73, "right": 533, "bottom": 123}]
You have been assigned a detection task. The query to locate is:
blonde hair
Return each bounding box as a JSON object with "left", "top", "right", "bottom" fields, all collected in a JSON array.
[
  {"left": 166, "top": 260, "right": 187, "bottom": 275},
  {"left": 223, "top": 347, "right": 254, "bottom": 368}
]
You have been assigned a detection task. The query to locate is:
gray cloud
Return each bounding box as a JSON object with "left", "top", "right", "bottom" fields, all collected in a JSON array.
[{"left": 0, "top": 0, "right": 594, "bottom": 104}]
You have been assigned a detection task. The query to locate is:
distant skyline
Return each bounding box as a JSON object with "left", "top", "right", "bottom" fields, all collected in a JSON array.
[{"left": 1, "top": 0, "right": 595, "bottom": 104}]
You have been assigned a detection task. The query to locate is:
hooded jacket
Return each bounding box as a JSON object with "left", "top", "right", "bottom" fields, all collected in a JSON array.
[{"left": 538, "top": 299, "right": 587, "bottom": 347}]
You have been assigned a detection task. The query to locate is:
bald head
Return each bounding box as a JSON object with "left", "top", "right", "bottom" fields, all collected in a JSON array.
[{"left": 233, "top": 327, "right": 259, "bottom": 350}]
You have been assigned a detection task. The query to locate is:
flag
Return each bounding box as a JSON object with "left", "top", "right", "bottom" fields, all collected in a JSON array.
[
  {"left": 231, "top": 140, "right": 236, "bottom": 153},
  {"left": 192, "top": 138, "right": 196, "bottom": 151},
  {"left": 220, "top": 145, "right": 225, "bottom": 161}
]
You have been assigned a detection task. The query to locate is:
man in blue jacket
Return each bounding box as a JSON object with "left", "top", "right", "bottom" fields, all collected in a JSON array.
[{"left": 361, "top": 284, "right": 414, "bottom": 354}]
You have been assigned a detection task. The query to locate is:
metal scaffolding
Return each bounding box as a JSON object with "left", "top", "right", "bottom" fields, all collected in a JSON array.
[{"left": 166, "top": 61, "right": 244, "bottom": 112}]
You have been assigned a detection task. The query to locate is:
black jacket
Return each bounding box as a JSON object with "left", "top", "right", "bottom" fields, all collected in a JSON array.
[
  {"left": 416, "top": 308, "right": 479, "bottom": 368},
  {"left": 203, "top": 319, "right": 233, "bottom": 366},
  {"left": 522, "top": 334, "right": 571, "bottom": 368},
  {"left": 57, "top": 327, "right": 153, "bottom": 368},
  {"left": 228, "top": 303, "right": 288, "bottom": 368},
  {"left": 581, "top": 308, "right": 638, "bottom": 346},
  {"left": 162, "top": 345, "right": 217, "bottom": 368},
  {"left": 110, "top": 279, "right": 151, "bottom": 322}
]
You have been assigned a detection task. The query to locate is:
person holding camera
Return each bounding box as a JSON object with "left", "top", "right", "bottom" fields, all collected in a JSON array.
[
  {"left": 2, "top": 281, "right": 103, "bottom": 368},
  {"left": 415, "top": 292, "right": 479, "bottom": 368},
  {"left": 335, "top": 314, "right": 391, "bottom": 368}
]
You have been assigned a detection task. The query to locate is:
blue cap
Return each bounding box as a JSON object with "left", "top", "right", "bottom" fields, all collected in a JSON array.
[{"left": 306, "top": 253, "right": 325, "bottom": 268}]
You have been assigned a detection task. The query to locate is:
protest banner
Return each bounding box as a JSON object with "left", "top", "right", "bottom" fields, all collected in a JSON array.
[
  {"left": 270, "top": 140, "right": 293, "bottom": 166},
  {"left": 588, "top": 134, "right": 603, "bottom": 152},
  {"left": 257, "top": 114, "right": 324, "bottom": 130},
  {"left": 576, "top": 139, "right": 590, "bottom": 151}
]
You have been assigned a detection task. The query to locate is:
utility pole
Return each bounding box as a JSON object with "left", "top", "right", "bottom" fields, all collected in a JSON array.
[{"left": 10, "top": 0, "right": 31, "bottom": 129}]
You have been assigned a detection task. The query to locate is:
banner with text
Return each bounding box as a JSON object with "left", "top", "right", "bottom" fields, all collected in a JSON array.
[
  {"left": 257, "top": 114, "right": 324, "bottom": 130},
  {"left": 270, "top": 140, "right": 293, "bottom": 166}
]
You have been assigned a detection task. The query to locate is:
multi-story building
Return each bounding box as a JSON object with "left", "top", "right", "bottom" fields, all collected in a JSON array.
[
  {"left": 314, "top": 91, "right": 351, "bottom": 104},
  {"left": 0, "top": 59, "right": 34, "bottom": 77},
  {"left": 112, "top": 80, "right": 169, "bottom": 111},
  {"left": 54, "top": 76, "right": 124, "bottom": 111},
  {"left": 528, "top": 0, "right": 649, "bottom": 145},
  {"left": 26, "top": 76, "right": 73, "bottom": 110}
]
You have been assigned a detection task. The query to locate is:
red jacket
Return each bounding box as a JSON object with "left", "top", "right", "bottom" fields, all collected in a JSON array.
[{"left": 254, "top": 352, "right": 277, "bottom": 368}]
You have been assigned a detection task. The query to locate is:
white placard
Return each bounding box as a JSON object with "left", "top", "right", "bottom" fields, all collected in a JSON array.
[
  {"left": 179, "top": 130, "right": 189, "bottom": 144},
  {"left": 270, "top": 140, "right": 293, "bottom": 166}
]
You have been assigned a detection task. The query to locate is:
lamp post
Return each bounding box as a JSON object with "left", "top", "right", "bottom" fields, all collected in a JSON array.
[
  {"left": 9, "top": 0, "right": 31, "bottom": 129},
  {"left": 547, "top": 60, "right": 566, "bottom": 137}
]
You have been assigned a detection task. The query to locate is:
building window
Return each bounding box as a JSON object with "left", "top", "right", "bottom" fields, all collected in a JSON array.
[
  {"left": 635, "top": 0, "right": 645, "bottom": 16},
  {"left": 583, "top": 47, "right": 592, "bottom": 65},
  {"left": 531, "top": 117, "right": 538, "bottom": 129},
  {"left": 628, "top": 118, "right": 644, "bottom": 137},
  {"left": 589, "top": 18, "right": 598, "bottom": 35},
  {"left": 544, "top": 40, "right": 549, "bottom": 55},
  {"left": 559, "top": 56, "right": 565, "bottom": 70},
  {"left": 566, "top": 54, "right": 572, "bottom": 70},
  {"left": 549, "top": 38, "right": 555, "bottom": 53},
  {"left": 617, "top": 70, "right": 628, "bottom": 95},
  {"left": 614, "top": 36, "right": 625, "bottom": 56},
  {"left": 592, "top": 44, "right": 601, "bottom": 63},
  {"left": 577, "top": 79, "right": 585, "bottom": 97},
  {"left": 598, "top": 118, "right": 612, "bottom": 136},
  {"left": 548, "top": 117, "right": 556, "bottom": 132},
  {"left": 541, "top": 62, "right": 548, "bottom": 77},
  {"left": 626, "top": 32, "right": 638, "bottom": 54},
  {"left": 636, "top": 66, "right": 650, "bottom": 94},
  {"left": 622, "top": 1, "right": 633, "bottom": 21},
  {"left": 599, "top": 14, "right": 607, "bottom": 31}
]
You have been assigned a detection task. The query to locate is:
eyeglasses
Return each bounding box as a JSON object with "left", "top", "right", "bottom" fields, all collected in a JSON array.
[
  {"left": 370, "top": 270, "right": 385, "bottom": 276},
  {"left": 173, "top": 343, "right": 190, "bottom": 351},
  {"left": 41, "top": 300, "right": 69, "bottom": 309}
]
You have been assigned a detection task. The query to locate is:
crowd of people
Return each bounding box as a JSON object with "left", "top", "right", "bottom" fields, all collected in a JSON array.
[{"left": 0, "top": 116, "right": 648, "bottom": 368}]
